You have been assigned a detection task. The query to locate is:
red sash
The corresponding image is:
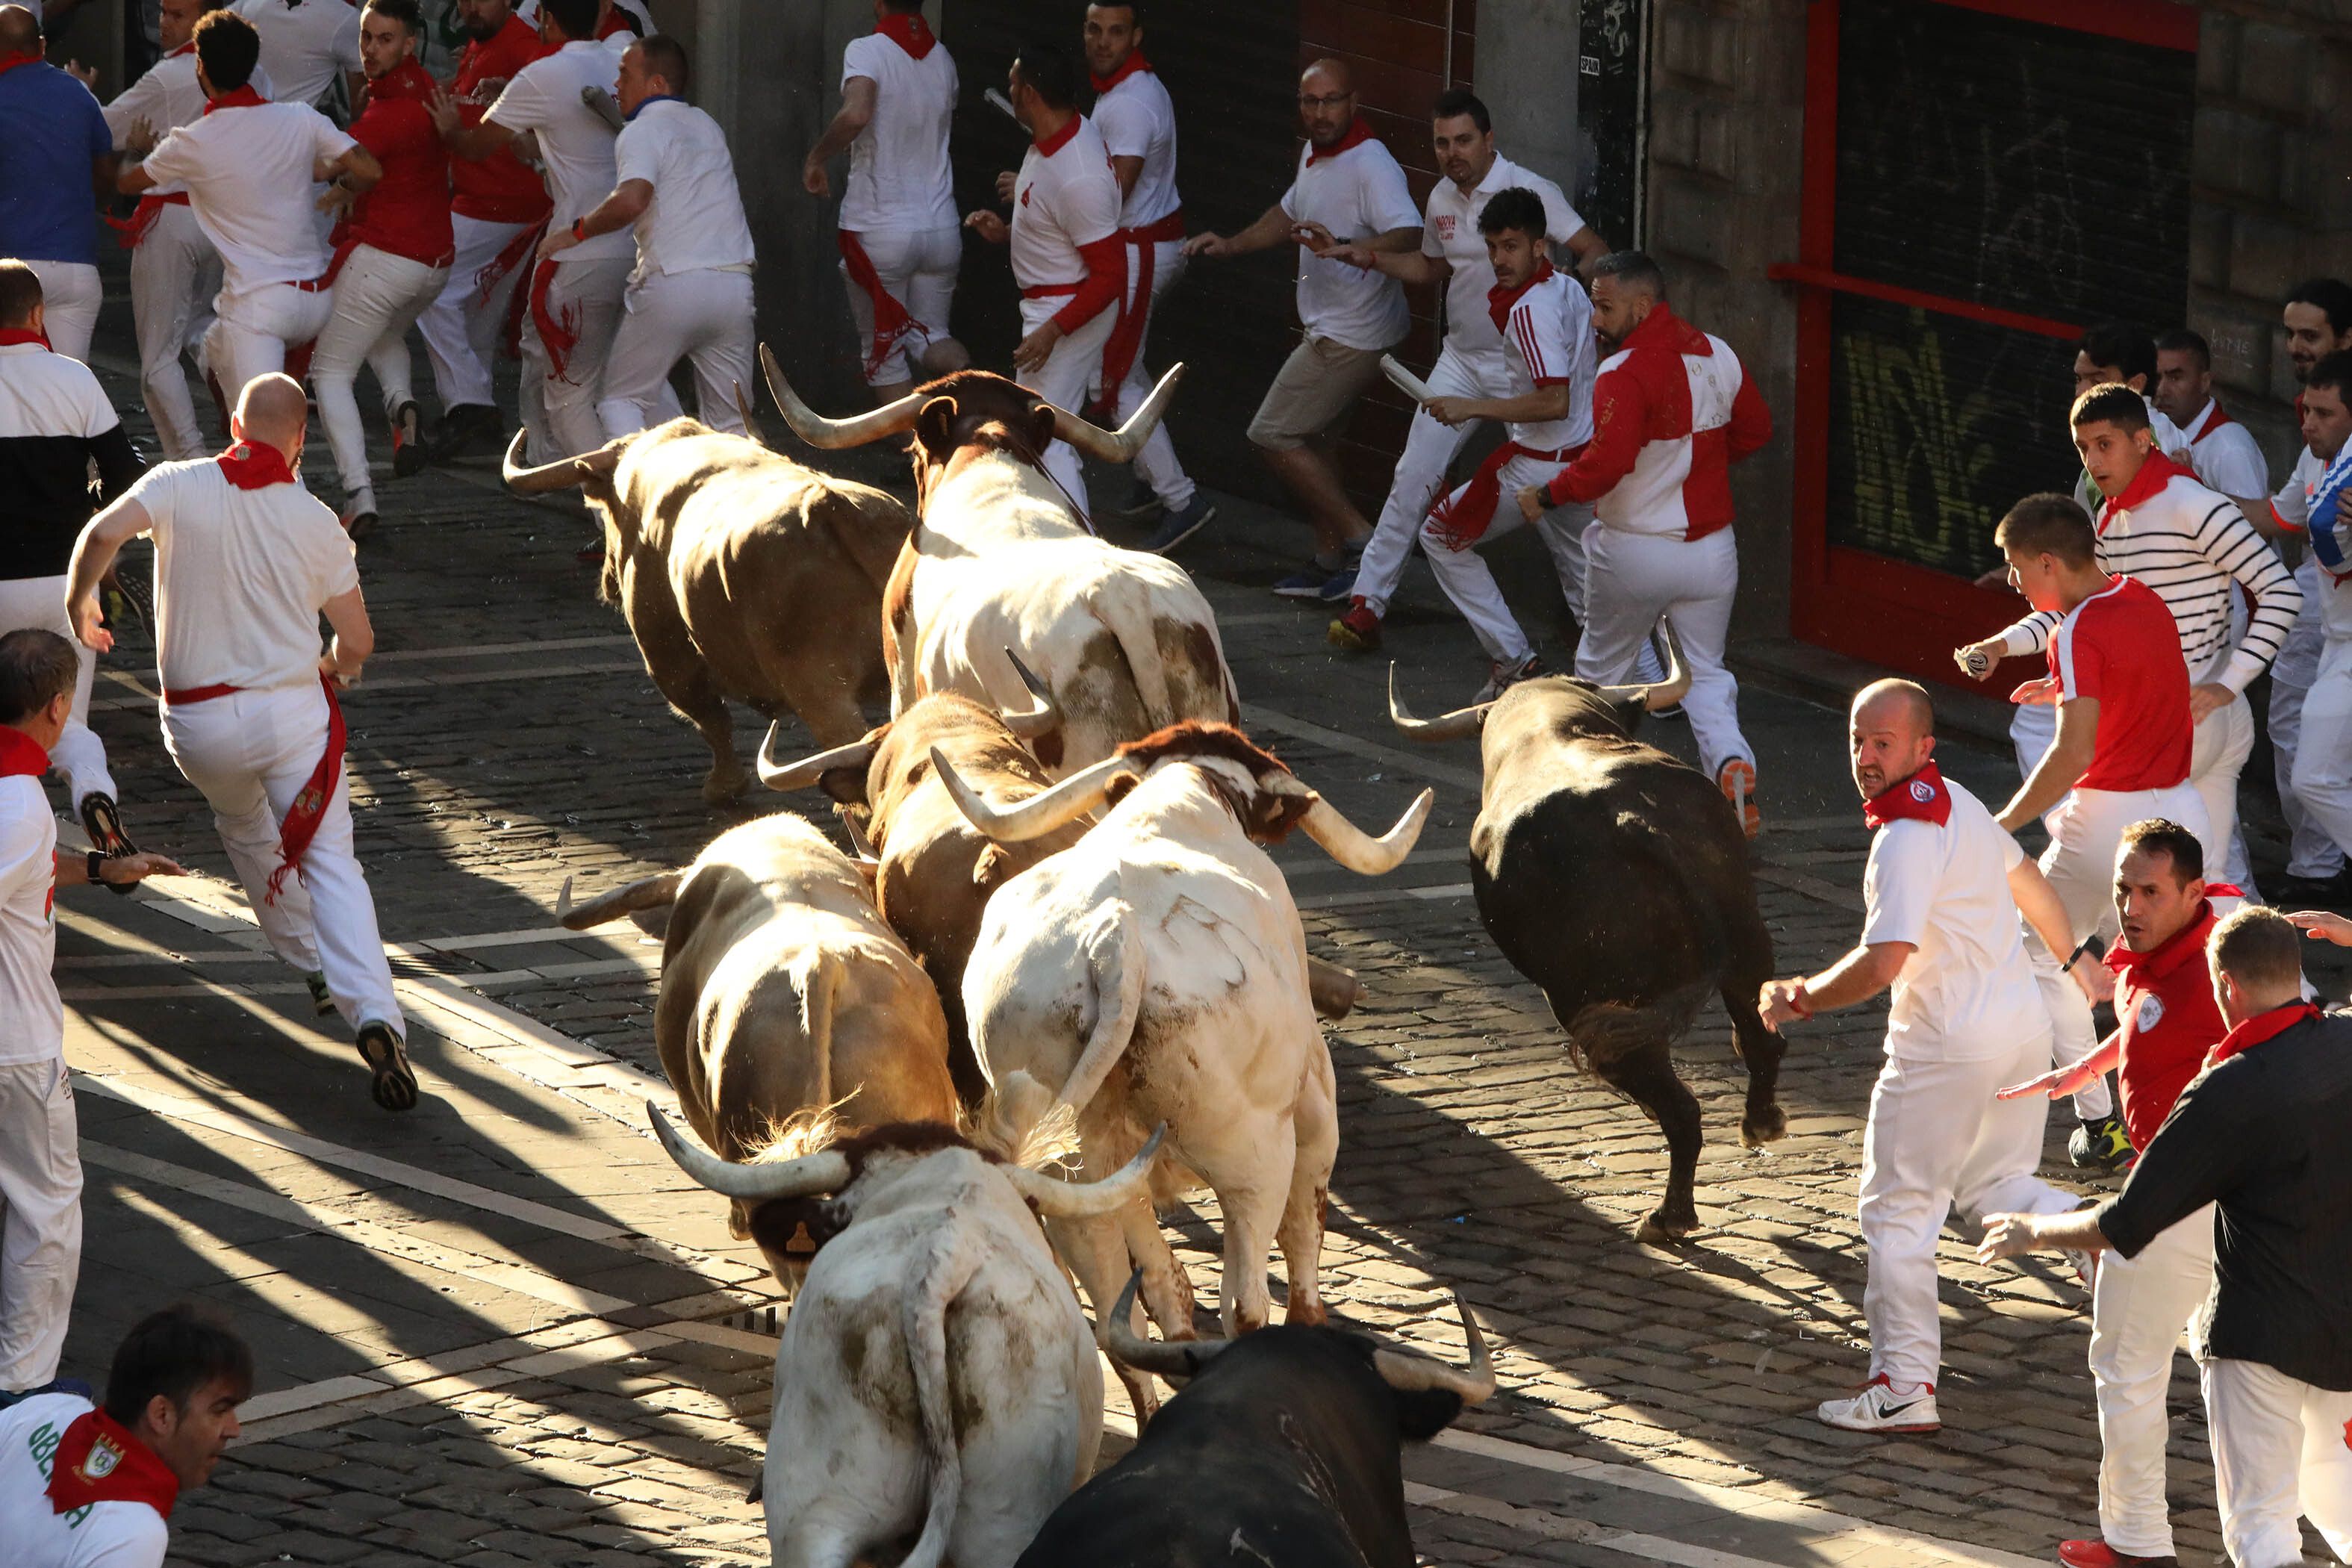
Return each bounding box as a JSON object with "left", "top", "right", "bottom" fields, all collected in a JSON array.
[
  {"left": 526, "top": 255, "right": 582, "bottom": 382},
  {"left": 1021, "top": 281, "right": 1082, "bottom": 300},
  {"left": 166, "top": 676, "right": 345, "bottom": 905},
  {"left": 1427, "top": 438, "right": 1587, "bottom": 550},
  {"left": 46, "top": 1408, "right": 179, "bottom": 1518},
  {"left": 476, "top": 217, "right": 547, "bottom": 361},
  {"left": 1097, "top": 211, "right": 1186, "bottom": 411},
  {"left": 838, "top": 230, "right": 924, "bottom": 379}
]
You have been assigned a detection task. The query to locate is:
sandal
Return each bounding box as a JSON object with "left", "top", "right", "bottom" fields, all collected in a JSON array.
[{"left": 355, "top": 1021, "right": 418, "bottom": 1113}]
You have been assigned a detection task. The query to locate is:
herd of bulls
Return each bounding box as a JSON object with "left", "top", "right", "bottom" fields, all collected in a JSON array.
[{"left": 503, "top": 359, "right": 1785, "bottom": 1567}]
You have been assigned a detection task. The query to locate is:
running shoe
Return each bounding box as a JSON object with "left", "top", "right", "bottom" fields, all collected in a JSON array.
[
  {"left": 1327, "top": 599, "right": 1381, "bottom": 652},
  {"left": 1814, "top": 1374, "right": 1939, "bottom": 1434},
  {"left": 1717, "top": 758, "right": 1761, "bottom": 839},
  {"left": 79, "top": 793, "right": 140, "bottom": 898},
  {"left": 2069, "top": 1113, "right": 2132, "bottom": 1172},
  {"left": 355, "top": 1021, "right": 419, "bottom": 1113},
  {"left": 1472, "top": 653, "right": 1542, "bottom": 703},
  {"left": 391, "top": 399, "right": 426, "bottom": 478},
  {"left": 1143, "top": 494, "right": 1216, "bottom": 555},
  {"left": 1107, "top": 479, "right": 1163, "bottom": 524},
  {"left": 1273, "top": 564, "right": 1335, "bottom": 599},
  {"left": 2057, "top": 1540, "right": 2176, "bottom": 1568},
  {"left": 305, "top": 970, "right": 336, "bottom": 1018}
]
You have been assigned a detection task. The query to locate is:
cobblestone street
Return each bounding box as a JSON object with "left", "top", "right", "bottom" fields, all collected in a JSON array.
[{"left": 43, "top": 299, "right": 2327, "bottom": 1568}]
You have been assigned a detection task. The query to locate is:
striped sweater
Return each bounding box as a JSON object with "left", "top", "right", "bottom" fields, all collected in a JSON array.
[{"left": 2000, "top": 455, "right": 2300, "bottom": 694}]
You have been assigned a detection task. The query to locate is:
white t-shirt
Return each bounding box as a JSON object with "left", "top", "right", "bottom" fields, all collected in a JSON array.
[
  {"left": 102, "top": 51, "right": 276, "bottom": 181},
  {"left": 2178, "top": 399, "right": 2271, "bottom": 498},
  {"left": 1009, "top": 116, "right": 1121, "bottom": 293},
  {"left": 1422, "top": 154, "right": 1584, "bottom": 368},
  {"left": 0, "top": 766, "right": 60, "bottom": 1069},
  {"left": 1278, "top": 134, "right": 1419, "bottom": 352},
  {"left": 123, "top": 458, "right": 361, "bottom": 694},
  {"left": 138, "top": 101, "right": 352, "bottom": 296},
  {"left": 836, "top": 31, "right": 957, "bottom": 234},
  {"left": 1094, "top": 66, "right": 1180, "bottom": 230},
  {"left": 0, "top": 1394, "right": 169, "bottom": 1568},
  {"left": 612, "top": 99, "right": 754, "bottom": 282},
  {"left": 485, "top": 41, "right": 633, "bottom": 264},
  {"left": 2274, "top": 445, "right": 2341, "bottom": 653},
  {"left": 232, "top": 0, "right": 360, "bottom": 111},
  {"left": 1860, "top": 775, "right": 2051, "bottom": 1062},
  {"left": 1494, "top": 267, "right": 1596, "bottom": 452}
]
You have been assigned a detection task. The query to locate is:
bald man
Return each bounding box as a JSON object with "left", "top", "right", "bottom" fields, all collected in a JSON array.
[
  {"left": 65, "top": 375, "right": 418, "bottom": 1113},
  {"left": 1760, "top": 680, "right": 2091, "bottom": 1435}
]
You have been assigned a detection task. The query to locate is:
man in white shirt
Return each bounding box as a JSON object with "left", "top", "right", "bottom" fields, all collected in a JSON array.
[
  {"left": 0, "top": 1304, "right": 249, "bottom": 1568},
  {"left": 1758, "top": 680, "right": 2090, "bottom": 1435},
  {"left": 2152, "top": 329, "right": 2270, "bottom": 499},
  {"left": 964, "top": 41, "right": 1124, "bottom": 526},
  {"left": 119, "top": 8, "right": 380, "bottom": 402},
  {"left": 0, "top": 631, "right": 180, "bottom": 1399},
  {"left": 802, "top": 0, "right": 968, "bottom": 408},
  {"left": 231, "top": 0, "right": 357, "bottom": 113},
  {"left": 1322, "top": 88, "right": 1605, "bottom": 654},
  {"left": 537, "top": 34, "right": 753, "bottom": 440},
  {"left": 65, "top": 374, "right": 418, "bottom": 1113},
  {"left": 1082, "top": 1, "right": 1212, "bottom": 554},
  {"left": 2269, "top": 353, "right": 2352, "bottom": 909}
]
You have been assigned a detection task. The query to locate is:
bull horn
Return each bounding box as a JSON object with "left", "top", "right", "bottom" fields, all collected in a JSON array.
[
  {"left": 758, "top": 722, "right": 879, "bottom": 794},
  {"left": 762, "top": 342, "right": 925, "bottom": 449},
  {"left": 500, "top": 428, "right": 621, "bottom": 494},
  {"left": 932, "top": 747, "right": 1132, "bottom": 843},
  {"left": 1387, "top": 664, "right": 1493, "bottom": 744},
  {"left": 1597, "top": 621, "right": 1691, "bottom": 713},
  {"left": 558, "top": 869, "right": 682, "bottom": 930},
  {"left": 1278, "top": 780, "right": 1434, "bottom": 876},
  {"left": 732, "top": 379, "right": 770, "bottom": 448},
  {"left": 1306, "top": 954, "right": 1362, "bottom": 1021},
  {"left": 839, "top": 808, "right": 879, "bottom": 861},
  {"left": 1102, "top": 1267, "right": 1231, "bottom": 1381},
  {"left": 646, "top": 1101, "right": 852, "bottom": 1201},
  {"left": 1369, "top": 1294, "right": 1496, "bottom": 1404},
  {"left": 1042, "top": 363, "right": 1184, "bottom": 464},
  {"left": 997, "top": 647, "right": 1062, "bottom": 739},
  {"left": 999, "top": 1124, "right": 1166, "bottom": 1218}
]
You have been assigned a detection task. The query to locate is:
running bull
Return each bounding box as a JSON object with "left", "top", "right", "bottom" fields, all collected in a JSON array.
[
  {"left": 502, "top": 417, "right": 908, "bottom": 803},
  {"left": 651, "top": 1105, "right": 1166, "bottom": 1568},
  {"left": 1390, "top": 627, "right": 1786, "bottom": 1243}
]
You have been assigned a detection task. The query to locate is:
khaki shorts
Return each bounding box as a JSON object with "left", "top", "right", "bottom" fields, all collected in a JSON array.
[{"left": 1246, "top": 334, "right": 1390, "bottom": 451}]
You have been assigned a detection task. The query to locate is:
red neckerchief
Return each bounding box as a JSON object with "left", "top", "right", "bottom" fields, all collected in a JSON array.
[
  {"left": 1486, "top": 258, "right": 1556, "bottom": 337},
  {"left": 1089, "top": 48, "right": 1151, "bottom": 94},
  {"left": 1861, "top": 761, "right": 1951, "bottom": 829},
  {"left": 594, "top": 7, "right": 641, "bottom": 40},
  {"left": 1620, "top": 298, "right": 1711, "bottom": 358},
  {"left": 366, "top": 56, "right": 435, "bottom": 104},
  {"left": 2204, "top": 999, "right": 2323, "bottom": 1071},
  {"left": 2106, "top": 897, "right": 2231, "bottom": 986},
  {"left": 46, "top": 1409, "right": 179, "bottom": 1519},
  {"left": 0, "top": 49, "right": 43, "bottom": 78},
  {"left": 876, "top": 12, "right": 936, "bottom": 60},
  {"left": 0, "top": 727, "right": 49, "bottom": 779},
  {"left": 2189, "top": 399, "right": 2233, "bottom": 443},
  {"left": 1307, "top": 116, "right": 1376, "bottom": 165},
  {"left": 2097, "top": 448, "right": 2194, "bottom": 532},
  {"left": 202, "top": 84, "right": 269, "bottom": 113},
  {"left": 0, "top": 328, "right": 51, "bottom": 349},
  {"left": 215, "top": 441, "right": 296, "bottom": 488}
]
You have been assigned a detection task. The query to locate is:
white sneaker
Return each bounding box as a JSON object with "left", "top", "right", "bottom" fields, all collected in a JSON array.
[{"left": 1815, "top": 1375, "right": 1940, "bottom": 1434}]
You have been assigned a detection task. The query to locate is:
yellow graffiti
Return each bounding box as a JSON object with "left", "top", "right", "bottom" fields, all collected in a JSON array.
[{"left": 1839, "top": 308, "right": 1997, "bottom": 569}]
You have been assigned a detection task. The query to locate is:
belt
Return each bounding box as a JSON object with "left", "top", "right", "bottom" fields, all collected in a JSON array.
[
  {"left": 162, "top": 682, "right": 242, "bottom": 704},
  {"left": 1119, "top": 209, "right": 1186, "bottom": 245}
]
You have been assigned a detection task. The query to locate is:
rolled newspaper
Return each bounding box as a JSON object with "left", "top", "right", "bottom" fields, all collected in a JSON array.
[
  {"left": 1380, "top": 354, "right": 1437, "bottom": 406},
  {"left": 1953, "top": 644, "right": 1994, "bottom": 679},
  {"left": 984, "top": 87, "right": 1022, "bottom": 124},
  {"left": 579, "top": 85, "right": 625, "bottom": 132}
]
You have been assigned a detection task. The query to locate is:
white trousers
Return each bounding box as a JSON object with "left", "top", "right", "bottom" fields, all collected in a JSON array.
[
  {"left": 418, "top": 213, "right": 532, "bottom": 411},
  {"left": 130, "top": 206, "right": 223, "bottom": 460},
  {"left": 1576, "top": 524, "right": 1752, "bottom": 781},
  {"left": 1103, "top": 237, "right": 1195, "bottom": 511},
  {"left": 2091, "top": 1204, "right": 2217, "bottom": 1557},
  {"left": 1356, "top": 345, "right": 1506, "bottom": 615},
  {"left": 1418, "top": 452, "right": 1588, "bottom": 665},
  {"left": 311, "top": 244, "right": 448, "bottom": 514},
  {"left": 1858, "top": 1036, "right": 2075, "bottom": 1388},
  {"left": 1018, "top": 297, "right": 1118, "bottom": 527},
  {"left": 162, "top": 683, "right": 403, "bottom": 1035},
  {"left": 839, "top": 225, "right": 959, "bottom": 389},
  {"left": 205, "top": 282, "right": 334, "bottom": 408},
  {"left": 523, "top": 254, "right": 629, "bottom": 460},
  {"left": 0, "top": 576, "right": 112, "bottom": 809},
  {"left": 24, "top": 260, "right": 99, "bottom": 364},
  {"left": 0, "top": 1058, "right": 80, "bottom": 1393},
  {"left": 596, "top": 267, "right": 753, "bottom": 441},
  {"left": 2200, "top": 1357, "right": 2352, "bottom": 1568},
  {"left": 2271, "top": 668, "right": 2345, "bottom": 880},
  {"left": 2289, "top": 634, "right": 2352, "bottom": 883},
  {"left": 2031, "top": 783, "right": 2209, "bottom": 1121}
]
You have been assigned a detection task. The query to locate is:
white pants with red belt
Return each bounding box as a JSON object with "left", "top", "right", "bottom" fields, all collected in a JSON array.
[
  {"left": 311, "top": 243, "right": 449, "bottom": 517},
  {"left": 205, "top": 281, "right": 334, "bottom": 408},
  {"left": 2091, "top": 1204, "right": 2216, "bottom": 1558},
  {"left": 131, "top": 205, "right": 225, "bottom": 460},
  {"left": 596, "top": 267, "right": 753, "bottom": 441},
  {"left": 839, "top": 225, "right": 960, "bottom": 389},
  {"left": 0, "top": 1057, "right": 79, "bottom": 1393},
  {"left": 23, "top": 260, "right": 99, "bottom": 364},
  {"left": 1102, "top": 235, "right": 1195, "bottom": 513},
  {"left": 162, "top": 682, "right": 403, "bottom": 1036},
  {"left": 1018, "top": 297, "right": 1118, "bottom": 528},
  {"left": 419, "top": 213, "right": 535, "bottom": 412},
  {"left": 523, "top": 254, "right": 629, "bottom": 461},
  {"left": 1575, "top": 523, "right": 1752, "bottom": 783},
  {"left": 1417, "top": 450, "right": 1588, "bottom": 666},
  {"left": 1355, "top": 345, "right": 1510, "bottom": 617},
  {"left": 2200, "top": 1356, "right": 2352, "bottom": 1568},
  {"left": 0, "top": 575, "right": 113, "bottom": 810}
]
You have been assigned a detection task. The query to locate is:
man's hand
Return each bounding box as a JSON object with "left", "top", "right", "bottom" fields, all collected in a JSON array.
[
  {"left": 317, "top": 179, "right": 358, "bottom": 215},
  {"left": 1424, "top": 397, "right": 1477, "bottom": 428},
  {"left": 1012, "top": 319, "right": 1063, "bottom": 375},
  {"left": 1319, "top": 243, "right": 1378, "bottom": 271},
  {"left": 2287, "top": 909, "right": 2352, "bottom": 945},
  {"left": 69, "top": 594, "right": 112, "bottom": 654},
  {"left": 2074, "top": 957, "right": 2115, "bottom": 1006},
  {"left": 995, "top": 169, "right": 1017, "bottom": 203},
  {"left": 1973, "top": 566, "right": 2012, "bottom": 592},
  {"left": 1997, "top": 1057, "right": 2107, "bottom": 1103},
  {"left": 122, "top": 115, "right": 158, "bottom": 155},
  {"left": 64, "top": 60, "right": 97, "bottom": 89},
  {"left": 1756, "top": 979, "right": 1807, "bottom": 1034},
  {"left": 469, "top": 76, "right": 508, "bottom": 105},
  {"left": 965, "top": 210, "right": 1009, "bottom": 245},
  {"left": 1289, "top": 220, "right": 1336, "bottom": 252},
  {"left": 425, "top": 85, "right": 463, "bottom": 138},
  {"left": 801, "top": 156, "right": 830, "bottom": 198},
  {"left": 98, "top": 851, "right": 184, "bottom": 886},
  {"left": 1516, "top": 485, "right": 1549, "bottom": 525},
  {"left": 2189, "top": 682, "right": 2235, "bottom": 724},
  {"left": 1976, "top": 1213, "right": 2044, "bottom": 1262},
  {"left": 317, "top": 653, "right": 362, "bottom": 686},
  {"left": 1953, "top": 637, "right": 2006, "bottom": 682},
  {"left": 2010, "top": 675, "right": 2062, "bottom": 707},
  {"left": 536, "top": 224, "right": 581, "bottom": 263},
  {"left": 1184, "top": 231, "right": 1232, "bottom": 258}
]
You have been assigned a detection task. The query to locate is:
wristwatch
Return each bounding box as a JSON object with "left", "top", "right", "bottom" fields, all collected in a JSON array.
[{"left": 87, "top": 850, "right": 105, "bottom": 885}]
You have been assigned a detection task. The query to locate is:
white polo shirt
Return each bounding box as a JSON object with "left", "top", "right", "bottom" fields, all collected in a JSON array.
[
  {"left": 837, "top": 29, "right": 958, "bottom": 234},
  {"left": 1094, "top": 66, "right": 1180, "bottom": 231},
  {"left": 1422, "top": 154, "right": 1583, "bottom": 368},
  {"left": 121, "top": 458, "right": 360, "bottom": 694},
  {"left": 485, "top": 40, "right": 634, "bottom": 265},
  {"left": 1860, "top": 774, "right": 2050, "bottom": 1063},
  {"left": 138, "top": 100, "right": 353, "bottom": 296},
  {"left": 1278, "top": 133, "right": 1419, "bottom": 352},
  {"left": 1493, "top": 267, "right": 1595, "bottom": 453},
  {"left": 232, "top": 0, "right": 360, "bottom": 111},
  {"left": 1009, "top": 116, "right": 1121, "bottom": 294},
  {"left": 2275, "top": 445, "right": 2338, "bottom": 655},
  {"left": 0, "top": 1394, "right": 169, "bottom": 1568},
  {"left": 0, "top": 744, "right": 60, "bottom": 1071},
  {"left": 612, "top": 99, "right": 754, "bottom": 283}
]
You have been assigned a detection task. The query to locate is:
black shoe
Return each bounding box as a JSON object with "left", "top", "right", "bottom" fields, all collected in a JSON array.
[
  {"left": 2069, "top": 1113, "right": 2132, "bottom": 1172},
  {"left": 355, "top": 1021, "right": 419, "bottom": 1113},
  {"left": 78, "top": 793, "right": 139, "bottom": 897},
  {"left": 424, "top": 402, "right": 500, "bottom": 465},
  {"left": 391, "top": 399, "right": 426, "bottom": 478},
  {"left": 2273, "top": 871, "right": 2352, "bottom": 909},
  {"left": 1107, "top": 479, "right": 1163, "bottom": 525}
]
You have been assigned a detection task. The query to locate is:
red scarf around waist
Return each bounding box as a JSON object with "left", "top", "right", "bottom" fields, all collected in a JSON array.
[
  {"left": 46, "top": 1408, "right": 178, "bottom": 1518},
  {"left": 838, "top": 229, "right": 924, "bottom": 379},
  {"left": 1426, "top": 437, "right": 1587, "bottom": 550},
  {"left": 526, "top": 255, "right": 582, "bottom": 382},
  {"left": 164, "top": 676, "right": 346, "bottom": 904},
  {"left": 1863, "top": 762, "right": 1952, "bottom": 829}
]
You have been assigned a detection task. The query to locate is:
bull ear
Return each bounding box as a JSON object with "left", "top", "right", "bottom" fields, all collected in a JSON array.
[{"left": 914, "top": 395, "right": 960, "bottom": 461}]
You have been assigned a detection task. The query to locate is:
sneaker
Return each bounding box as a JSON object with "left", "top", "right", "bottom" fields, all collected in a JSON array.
[
  {"left": 1316, "top": 556, "right": 1363, "bottom": 604},
  {"left": 1107, "top": 479, "right": 1163, "bottom": 524},
  {"left": 342, "top": 503, "right": 377, "bottom": 542},
  {"left": 2069, "top": 1113, "right": 2132, "bottom": 1172},
  {"left": 1717, "top": 759, "right": 1761, "bottom": 839},
  {"left": 1142, "top": 494, "right": 1216, "bottom": 555},
  {"left": 305, "top": 970, "right": 336, "bottom": 1018},
  {"left": 391, "top": 399, "right": 426, "bottom": 478},
  {"left": 424, "top": 402, "right": 500, "bottom": 465},
  {"left": 2057, "top": 1540, "right": 2176, "bottom": 1568},
  {"left": 355, "top": 1021, "right": 419, "bottom": 1113},
  {"left": 2272, "top": 870, "right": 2352, "bottom": 908},
  {"left": 102, "top": 571, "right": 152, "bottom": 634},
  {"left": 1471, "top": 654, "right": 1543, "bottom": 704},
  {"left": 1272, "top": 565, "right": 1334, "bottom": 599},
  {"left": 1327, "top": 599, "right": 1381, "bottom": 652},
  {"left": 78, "top": 793, "right": 140, "bottom": 898},
  {"left": 1815, "top": 1374, "right": 1940, "bottom": 1434}
]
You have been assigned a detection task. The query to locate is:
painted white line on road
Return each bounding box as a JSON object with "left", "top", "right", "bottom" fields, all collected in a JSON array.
[
  {"left": 1242, "top": 701, "right": 1484, "bottom": 792},
  {"left": 370, "top": 634, "right": 635, "bottom": 664},
  {"left": 1297, "top": 882, "right": 1475, "bottom": 911}
]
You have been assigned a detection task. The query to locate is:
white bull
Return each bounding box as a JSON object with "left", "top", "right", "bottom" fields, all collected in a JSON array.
[
  {"left": 650, "top": 1106, "right": 1163, "bottom": 1568},
  {"left": 932, "top": 721, "right": 1433, "bottom": 1416}
]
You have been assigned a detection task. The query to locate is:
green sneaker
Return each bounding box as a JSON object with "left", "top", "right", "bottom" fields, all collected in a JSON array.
[
  {"left": 2068, "top": 1113, "right": 2132, "bottom": 1172},
  {"left": 305, "top": 971, "right": 335, "bottom": 1018}
]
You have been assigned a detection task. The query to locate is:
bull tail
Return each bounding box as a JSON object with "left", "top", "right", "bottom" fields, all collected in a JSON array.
[
  {"left": 1097, "top": 582, "right": 1179, "bottom": 732},
  {"left": 900, "top": 1235, "right": 982, "bottom": 1568},
  {"left": 796, "top": 950, "right": 841, "bottom": 1111},
  {"left": 556, "top": 870, "right": 682, "bottom": 930},
  {"left": 1054, "top": 905, "right": 1143, "bottom": 1120}
]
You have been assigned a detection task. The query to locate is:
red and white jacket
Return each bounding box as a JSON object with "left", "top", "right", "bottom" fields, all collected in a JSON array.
[{"left": 1542, "top": 302, "right": 1770, "bottom": 541}]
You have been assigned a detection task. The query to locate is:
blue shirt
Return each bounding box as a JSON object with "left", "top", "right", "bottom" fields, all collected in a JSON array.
[{"left": 0, "top": 61, "right": 113, "bottom": 266}]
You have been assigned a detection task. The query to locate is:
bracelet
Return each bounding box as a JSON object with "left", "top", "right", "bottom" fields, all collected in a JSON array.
[
  {"left": 1787, "top": 983, "right": 1814, "bottom": 1020},
  {"left": 87, "top": 850, "right": 105, "bottom": 886},
  {"left": 571, "top": 217, "right": 588, "bottom": 241}
]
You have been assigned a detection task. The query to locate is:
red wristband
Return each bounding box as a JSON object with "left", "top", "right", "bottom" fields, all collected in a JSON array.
[
  {"left": 571, "top": 217, "right": 588, "bottom": 241},
  {"left": 1788, "top": 983, "right": 1814, "bottom": 1020}
]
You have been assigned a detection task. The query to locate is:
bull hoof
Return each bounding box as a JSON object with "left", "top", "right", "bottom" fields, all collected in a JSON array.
[
  {"left": 1634, "top": 1209, "right": 1699, "bottom": 1246},
  {"left": 702, "top": 765, "right": 751, "bottom": 806},
  {"left": 1284, "top": 1297, "right": 1328, "bottom": 1328},
  {"left": 1740, "top": 1104, "right": 1788, "bottom": 1148}
]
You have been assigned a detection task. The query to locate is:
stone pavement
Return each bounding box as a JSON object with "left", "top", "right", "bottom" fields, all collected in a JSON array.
[{"left": 37, "top": 287, "right": 2336, "bottom": 1568}]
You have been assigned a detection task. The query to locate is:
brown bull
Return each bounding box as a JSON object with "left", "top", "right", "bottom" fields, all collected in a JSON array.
[{"left": 503, "top": 418, "right": 909, "bottom": 803}]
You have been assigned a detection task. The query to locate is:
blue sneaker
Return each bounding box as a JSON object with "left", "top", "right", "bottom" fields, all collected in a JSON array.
[
  {"left": 1272, "top": 567, "right": 1330, "bottom": 598},
  {"left": 1144, "top": 494, "right": 1216, "bottom": 556},
  {"left": 1316, "top": 561, "right": 1360, "bottom": 603}
]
